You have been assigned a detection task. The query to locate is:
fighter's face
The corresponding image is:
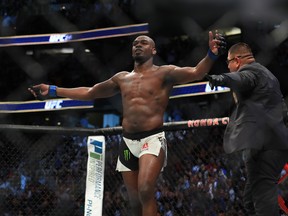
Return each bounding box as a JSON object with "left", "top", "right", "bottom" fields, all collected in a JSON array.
[{"left": 132, "top": 36, "right": 156, "bottom": 63}]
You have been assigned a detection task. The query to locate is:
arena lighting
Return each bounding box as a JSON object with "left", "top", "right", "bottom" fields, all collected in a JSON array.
[
  {"left": 211, "top": 27, "right": 241, "bottom": 38},
  {"left": 271, "top": 19, "right": 288, "bottom": 45},
  {"left": 42, "top": 48, "right": 74, "bottom": 54},
  {"left": 26, "top": 48, "right": 74, "bottom": 55},
  {"left": 223, "top": 27, "right": 241, "bottom": 36},
  {"left": 26, "top": 48, "right": 91, "bottom": 55},
  {"left": 26, "top": 50, "right": 33, "bottom": 55}
]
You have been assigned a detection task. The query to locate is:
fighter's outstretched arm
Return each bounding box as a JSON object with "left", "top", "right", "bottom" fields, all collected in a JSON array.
[
  {"left": 28, "top": 76, "right": 120, "bottom": 101},
  {"left": 168, "top": 30, "right": 226, "bottom": 84}
]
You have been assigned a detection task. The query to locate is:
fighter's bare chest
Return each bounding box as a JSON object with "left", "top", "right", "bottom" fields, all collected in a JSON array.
[{"left": 120, "top": 74, "right": 165, "bottom": 96}]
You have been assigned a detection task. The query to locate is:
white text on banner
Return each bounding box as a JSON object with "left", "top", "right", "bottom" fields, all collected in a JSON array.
[{"left": 84, "top": 136, "right": 105, "bottom": 216}]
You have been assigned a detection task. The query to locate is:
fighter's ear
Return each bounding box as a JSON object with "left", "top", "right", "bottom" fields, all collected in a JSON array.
[{"left": 152, "top": 48, "right": 157, "bottom": 55}]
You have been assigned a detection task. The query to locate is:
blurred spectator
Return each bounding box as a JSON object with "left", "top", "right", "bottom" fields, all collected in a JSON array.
[{"left": 1, "top": 126, "right": 287, "bottom": 215}]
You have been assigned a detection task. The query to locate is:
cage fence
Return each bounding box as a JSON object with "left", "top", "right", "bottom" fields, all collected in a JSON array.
[{"left": 0, "top": 123, "right": 287, "bottom": 216}]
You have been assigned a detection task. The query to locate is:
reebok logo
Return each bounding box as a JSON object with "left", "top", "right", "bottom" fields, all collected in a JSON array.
[{"left": 141, "top": 143, "right": 149, "bottom": 151}]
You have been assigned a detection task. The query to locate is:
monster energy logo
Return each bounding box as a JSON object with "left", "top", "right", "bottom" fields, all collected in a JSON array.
[{"left": 124, "top": 150, "right": 131, "bottom": 161}]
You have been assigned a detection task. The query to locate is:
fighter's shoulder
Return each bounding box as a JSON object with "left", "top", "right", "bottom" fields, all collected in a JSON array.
[
  {"left": 159, "top": 64, "right": 177, "bottom": 69},
  {"left": 157, "top": 64, "right": 178, "bottom": 72},
  {"left": 112, "top": 71, "right": 130, "bottom": 78}
]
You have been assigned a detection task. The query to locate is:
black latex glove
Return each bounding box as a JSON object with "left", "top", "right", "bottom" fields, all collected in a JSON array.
[{"left": 205, "top": 74, "right": 227, "bottom": 90}]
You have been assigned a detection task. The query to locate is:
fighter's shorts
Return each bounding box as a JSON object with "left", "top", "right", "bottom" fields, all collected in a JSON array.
[{"left": 116, "top": 128, "right": 167, "bottom": 172}]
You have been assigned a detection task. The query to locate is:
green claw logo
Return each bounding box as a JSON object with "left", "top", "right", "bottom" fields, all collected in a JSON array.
[{"left": 124, "top": 150, "right": 130, "bottom": 161}]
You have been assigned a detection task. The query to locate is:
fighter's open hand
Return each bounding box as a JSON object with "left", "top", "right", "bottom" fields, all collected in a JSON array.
[
  {"left": 209, "top": 30, "right": 226, "bottom": 56},
  {"left": 28, "top": 84, "right": 49, "bottom": 101}
]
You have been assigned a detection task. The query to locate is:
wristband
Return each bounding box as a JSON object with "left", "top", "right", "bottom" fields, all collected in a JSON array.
[
  {"left": 207, "top": 49, "right": 218, "bottom": 61},
  {"left": 48, "top": 85, "right": 57, "bottom": 97}
]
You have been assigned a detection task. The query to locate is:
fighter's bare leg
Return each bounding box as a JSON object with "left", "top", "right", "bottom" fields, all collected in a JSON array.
[
  {"left": 121, "top": 170, "right": 142, "bottom": 216},
  {"left": 138, "top": 149, "right": 165, "bottom": 216}
]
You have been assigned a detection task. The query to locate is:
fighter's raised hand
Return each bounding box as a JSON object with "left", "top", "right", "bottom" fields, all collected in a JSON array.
[{"left": 208, "top": 30, "right": 226, "bottom": 56}]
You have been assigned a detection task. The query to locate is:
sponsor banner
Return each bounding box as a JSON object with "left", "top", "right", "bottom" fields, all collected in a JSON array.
[
  {"left": 0, "top": 98, "right": 94, "bottom": 113},
  {"left": 0, "top": 23, "right": 149, "bottom": 47},
  {"left": 187, "top": 117, "right": 230, "bottom": 127},
  {"left": 0, "top": 82, "right": 229, "bottom": 113},
  {"left": 170, "top": 82, "right": 230, "bottom": 99},
  {"left": 85, "top": 136, "right": 105, "bottom": 216}
]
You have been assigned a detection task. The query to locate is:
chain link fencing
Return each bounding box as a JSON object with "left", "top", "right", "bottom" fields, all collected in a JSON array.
[{"left": 0, "top": 124, "right": 287, "bottom": 216}]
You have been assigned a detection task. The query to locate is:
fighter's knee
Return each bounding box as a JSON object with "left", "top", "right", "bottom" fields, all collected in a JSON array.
[{"left": 138, "top": 183, "right": 154, "bottom": 202}]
